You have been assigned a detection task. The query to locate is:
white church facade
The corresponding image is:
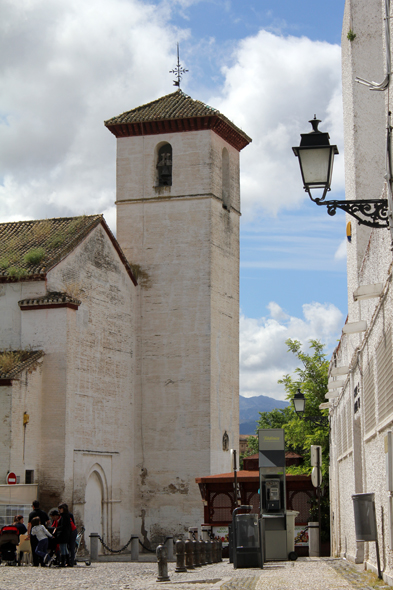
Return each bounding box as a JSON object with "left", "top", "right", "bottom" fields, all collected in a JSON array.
[{"left": 0, "top": 90, "right": 251, "bottom": 548}]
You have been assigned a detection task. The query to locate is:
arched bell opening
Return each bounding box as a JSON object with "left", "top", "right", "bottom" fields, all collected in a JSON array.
[{"left": 156, "top": 143, "right": 173, "bottom": 187}]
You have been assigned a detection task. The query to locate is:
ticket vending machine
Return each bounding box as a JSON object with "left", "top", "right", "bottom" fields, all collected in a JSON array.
[{"left": 259, "top": 429, "right": 288, "bottom": 561}]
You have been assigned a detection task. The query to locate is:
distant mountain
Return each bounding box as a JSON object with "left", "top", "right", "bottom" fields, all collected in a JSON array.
[{"left": 239, "top": 395, "right": 289, "bottom": 435}]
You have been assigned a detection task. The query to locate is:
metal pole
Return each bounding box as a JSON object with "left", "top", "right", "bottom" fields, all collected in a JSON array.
[
  {"left": 317, "top": 447, "right": 322, "bottom": 557},
  {"left": 375, "top": 539, "right": 382, "bottom": 579},
  {"left": 233, "top": 449, "right": 238, "bottom": 506}
]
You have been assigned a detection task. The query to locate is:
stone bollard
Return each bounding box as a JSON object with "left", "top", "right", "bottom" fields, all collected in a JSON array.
[
  {"left": 185, "top": 539, "right": 195, "bottom": 570},
  {"left": 199, "top": 539, "right": 206, "bottom": 565},
  {"left": 131, "top": 535, "right": 139, "bottom": 562},
  {"left": 212, "top": 539, "right": 218, "bottom": 563},
  {"left": 165, "top": 536, "right": 174, "bottom": 561},
  {"left": 175, "top": 539, "right": 187, "bottom": 573},
  {"left": 156, "top": 544, "right": 170, "bottom": 582},
  {"left": 217, "top": 539, "right": 223, "bottom": 562},
  {"left": 89, "top": 532, "right": 100, "bottom": 562},
  {"left": 193, "top": 539, "right": 200, "bottom": 567},
  {"left": 205, "top": 540, "right": 212, "bottom": 564}
]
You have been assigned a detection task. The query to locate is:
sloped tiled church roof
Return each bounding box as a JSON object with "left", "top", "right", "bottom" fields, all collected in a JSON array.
[
  {"left": 0, "top": 214, "right": 136, "bottom": 284},
  {"left": 105, "top": 90, "right": 251, "bottom": 151}
]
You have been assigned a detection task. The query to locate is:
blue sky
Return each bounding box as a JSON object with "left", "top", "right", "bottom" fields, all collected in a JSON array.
[{"left": 0, "top": 0, "right": 347, "bottom": 398}]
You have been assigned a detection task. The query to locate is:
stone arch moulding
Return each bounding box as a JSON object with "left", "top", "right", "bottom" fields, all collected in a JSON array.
[
  {"left": 155, "top": 141, "right": 173, "bottom": 187},
  {"left": 222, "top": 147, "right": 230, "bottom": 210},
  {"left": 84, "top": 463, "right": 108, "bottom": 545}
]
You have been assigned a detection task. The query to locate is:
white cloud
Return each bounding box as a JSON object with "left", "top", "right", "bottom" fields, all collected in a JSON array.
[
  {"left": 334, "top": 238, "right": 347, "bottom": 260},
  {"left": 240, "top": 301, "right": 344, "bottom": 400},
  {"left": 0, "top": 0, "right": 179, "bottom": 222},
  {"left": 210, "top": 30, "right": 343, "bottom": 219},
  {"left": 0, "top": 5, "right": 343, "bottom": 227}
]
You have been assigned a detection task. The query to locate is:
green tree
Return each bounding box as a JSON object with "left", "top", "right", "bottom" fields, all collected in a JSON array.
[{"left": 245, "top": 338, "right": 330, "bottom": 477}]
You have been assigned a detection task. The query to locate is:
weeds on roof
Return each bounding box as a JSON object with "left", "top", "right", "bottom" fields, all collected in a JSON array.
[
  {"left": 23, "top": 248, "right": 45, "bottom": 266},
  {"left": 0, "top": 350, "right": 23, "bottom": 375}
]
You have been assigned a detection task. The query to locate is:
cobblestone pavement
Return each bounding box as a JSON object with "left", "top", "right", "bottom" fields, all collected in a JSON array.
[{"left": 0, "top": 558, "right": 389, "bottom": 590}]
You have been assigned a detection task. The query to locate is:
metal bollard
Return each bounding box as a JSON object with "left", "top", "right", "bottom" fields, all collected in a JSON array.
[
  {"left": 131, "top": 535, "right": 139, "bottom": 561},
  {"left": 217, "top": 539, "right": 223, "bottom": 562},
  {"left": 156, "top": 544, "right": 170, "bottom": 582},
  {"left": 185, "top": 538, "right": 195, "bottom": 569},
  {"left": 205, "top": 540, "right": 212, "bottom": 564},
  {"left": 165, "top": 536, "right": 174, "bottom": 561},
  {"left": 175, "top": 539, "right": 187, "bottom": 573},
  {"left": 199, "top": 539, "right": 206, "bottom": 565},
  {"left": 193, "top": 539, "right": 200, "bottom": 567},
  {"left": 188, "top": 527, "right": 198, "bottom": 540},
  {"left": 89, "top": 532, "right": 100, "bottom": 562}
]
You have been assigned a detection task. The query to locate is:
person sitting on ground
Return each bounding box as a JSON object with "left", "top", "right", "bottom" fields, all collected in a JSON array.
[{"left": 30, "top": 516, "right": 53, "bottom": 565}]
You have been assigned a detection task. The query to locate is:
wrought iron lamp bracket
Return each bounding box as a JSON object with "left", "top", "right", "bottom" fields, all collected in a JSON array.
[{"left": 306, "top": 190, "right": 389, "bottom": 228}]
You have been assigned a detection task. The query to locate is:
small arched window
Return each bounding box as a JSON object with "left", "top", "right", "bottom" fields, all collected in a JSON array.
[
  {"left": 222, "top": 148, "right": 230, "bottom": 210},
  {"left": 157, "top": 144, "right": 172, "bottom": 187}
]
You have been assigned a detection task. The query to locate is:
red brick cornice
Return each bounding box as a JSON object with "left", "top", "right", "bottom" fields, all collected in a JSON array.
[{"left": 106, "top": 115, "right": 250, "bottom": 152}]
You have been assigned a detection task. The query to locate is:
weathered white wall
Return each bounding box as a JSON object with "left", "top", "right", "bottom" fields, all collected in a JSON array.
[
  {"left": 0, "top": 223, "right": 136, "bottom": 548},
  {"left": 0, "top": 281, "right": 46, "bottom": 349},
  {"left": 330, "top": 0, "right": 393, "bottom": 580},
  {"left": 116, "top": 127, "right": 240, "bottom": 542}
]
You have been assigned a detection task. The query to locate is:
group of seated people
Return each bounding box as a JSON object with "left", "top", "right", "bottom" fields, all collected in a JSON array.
[{"left": 10, "top": 500, "right": 78, "bottom": 567}]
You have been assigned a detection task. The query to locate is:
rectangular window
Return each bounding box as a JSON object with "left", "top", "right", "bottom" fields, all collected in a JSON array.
[
  {"left": 377, "top": 328, "right": 393, "bottom": 424},
  {"left": 25, "top": 470, "right": 34, "bottom": 484},
  {"left": 364, "top": 362, "right": 376, "bottom": 434}
]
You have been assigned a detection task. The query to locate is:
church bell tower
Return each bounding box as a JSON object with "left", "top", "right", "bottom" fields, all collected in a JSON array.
[{"left": 105, "top": 90, "right": 251, "bottom": 541}]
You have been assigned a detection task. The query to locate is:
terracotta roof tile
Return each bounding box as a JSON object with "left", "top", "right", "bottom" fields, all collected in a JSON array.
[
  {"left": 105, "top": 90, "right": 251, "bottom": 150},
  {"left": 0, "top": 215, "right": 102, "bottom": 281},
  {"left": 0, "top": 350, "right": 44, "bottom": 379},
  {"left": 19, "top": 292, "right": 81, "bottom": 308},
  {"left": 0, "top": 215, "right": 137, "bottom": 285}
]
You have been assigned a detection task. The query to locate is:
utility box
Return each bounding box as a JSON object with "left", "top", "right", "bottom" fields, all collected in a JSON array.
[{"left": 352, "top": 493, "right": 377, "bottom": 542}]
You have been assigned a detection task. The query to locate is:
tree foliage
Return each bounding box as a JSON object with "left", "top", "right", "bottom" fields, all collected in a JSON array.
[{"left": 246, "top": 339, "right": 330, "bottom": 477}]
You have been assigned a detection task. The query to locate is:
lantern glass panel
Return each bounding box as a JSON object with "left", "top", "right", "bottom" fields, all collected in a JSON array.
[
  {"left": 293, "top": 396, "right": 305, "bottom": 415},
  {"left": 298, "top": 147, "right": 332, "bottom": 187}
]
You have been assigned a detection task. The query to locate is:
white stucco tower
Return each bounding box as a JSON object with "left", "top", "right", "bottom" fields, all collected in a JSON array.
[{"left": 105, "top": 90, "right": 251, "bottom": 541}]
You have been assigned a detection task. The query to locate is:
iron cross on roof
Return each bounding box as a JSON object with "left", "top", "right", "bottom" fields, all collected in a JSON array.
[{"left": 170, "top": 43, "right": 188, "bottom": 88}]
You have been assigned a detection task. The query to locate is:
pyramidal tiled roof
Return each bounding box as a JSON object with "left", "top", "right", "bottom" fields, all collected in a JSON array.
[
  {"left": 0, "top": 350, "right": 44, "bottom": 380},
  {"left": 0, "top": 214, "right": 137, "bottom": 285},
  {"left": 105, "top": 90, "right": 251, "bottom": 151}
]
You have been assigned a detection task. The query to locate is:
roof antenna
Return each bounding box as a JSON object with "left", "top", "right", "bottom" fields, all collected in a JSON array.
[{"left": 170, "top": 43, "right": 188, "bottom": 89}]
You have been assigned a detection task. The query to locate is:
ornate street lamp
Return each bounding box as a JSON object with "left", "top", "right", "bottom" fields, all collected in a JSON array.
[
  {"left": 292, "top": 116, "right": 338, "bottom": 203},
  {"left": 292, "top": 389, "right": 306, "bottom": 417},
  {"left": 292, "top": 389, "right": 329, "bottom": 427},
  {"left": 293, "top": 117, "right": 390, "bottom": 228}
]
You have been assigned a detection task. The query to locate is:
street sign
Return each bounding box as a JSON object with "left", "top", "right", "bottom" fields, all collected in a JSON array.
[
  {"left": 311, "top": 467, "right": 322, "bottom": 488},
  {"left": 6, "top": 472, "right": 17, "bottom": 485},
  {"left": 311, "top": 445, "right": 322, "bottom": 467}
]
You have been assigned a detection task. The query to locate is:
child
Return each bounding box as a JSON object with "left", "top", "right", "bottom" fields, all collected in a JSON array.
[{"left": 30, "top": 516, "right": 53, "bottom": 565}]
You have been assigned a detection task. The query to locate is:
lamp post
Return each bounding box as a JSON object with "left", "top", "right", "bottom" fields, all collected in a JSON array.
[
  {"left": 292, "top": 117, "right": 391, "bottom": 229},
  {"left": 292, "top": 389, "right": 328, "bottom": 557}
]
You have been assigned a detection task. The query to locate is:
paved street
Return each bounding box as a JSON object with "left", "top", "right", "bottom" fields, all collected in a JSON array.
[{"left": 0, "top": 558, "right": 389, "bottom": 590}]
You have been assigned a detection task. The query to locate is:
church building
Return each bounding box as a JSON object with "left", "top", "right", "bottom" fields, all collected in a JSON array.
[{"left": 0, "top": 90, "right": 251, "bottom": 548}]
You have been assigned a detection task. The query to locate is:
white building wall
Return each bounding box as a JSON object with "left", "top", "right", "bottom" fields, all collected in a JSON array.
[{"left": 330, "top": 0, "right": 393, "bottom": 580}]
